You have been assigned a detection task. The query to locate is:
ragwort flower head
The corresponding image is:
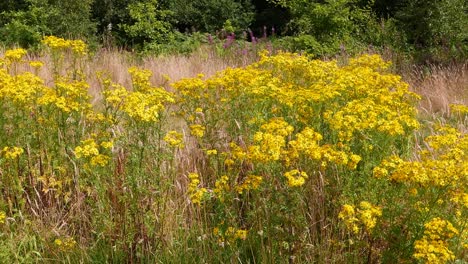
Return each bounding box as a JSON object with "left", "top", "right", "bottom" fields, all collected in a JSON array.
[
  {"left": 249, "top": 118, "right": 293, "bottom": 162},
  {"left": 188, "top": 173, "right": 208, "bottom": 205},
  {"left": 164, "top": 131, "right": 185, "bottom": 148},
  {"left": 413, "top": 217, "right": 459, "bottom": 264},
  {"left": 42, "top": 36, "right": 87, "bottom": 55},
  {"left": 0, "top": 211, "right": 5, "bottom": 224},
  {"left": 190, "top": 124, "right": 205, "bottom": 138},
  {"left": 284, "top": 169, "right": 308, "bottom": 187},
  {"left": 1, "top": 146, "right": 24, "bottom": 160},
  {"left": 74, "top": 138, "right": 110, "bottom": 167},
  {"left": 235, "top": 175, "right": 263, "bottom": 194},
  {"left": 4, "top": 48, "right": 27, "bottom": 62}
]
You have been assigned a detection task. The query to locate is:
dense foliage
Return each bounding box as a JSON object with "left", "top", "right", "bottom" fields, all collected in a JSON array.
[
  {"left": 0, "top": 37, "right": 466, "bottom": 263},
  {"left": 0, "top": 0, "right": 466, "bottom": 61}
]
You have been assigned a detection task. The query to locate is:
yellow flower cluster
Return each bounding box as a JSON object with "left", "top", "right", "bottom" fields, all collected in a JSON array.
[
  {"left": 190, "top": 124, "right": 205, "bottom": 138},
  {"left": 54, "top": 237, "right": 77, "bottom": 252},
  {"left": 206, "top": 149, "right": 217, "bottom": 155},
  {"left": 235, "top": 175, "right": 263, "bottom": 194},
  {"left": 128, "top": 66, "right": 152, "bottom": 91},
  {"left": 42, "top": 36, "right": 87, "bottom": 55},
  {"left": 188, "top": 173, "right": 208, "bottom": 205},
  {"left": 338, "top": 201, "right": 382, "bottom": 234},
  {"left": 214, "top": 175, "right": 230, "bottom": 201},
  {"left": 348, "top": 54, "right": 392, "bottom": 71},
  {"left": 0, "top": 57, "right": 92, "bottom": 115},
  {"left": 0, "top": 211, "right": 6, "bottom": 224},
  {"left": 103, "top": 68, "right": 174, "bottom": 122},
  {"left": 172, "top": 53, "right": 407, "bottom": 185},
  {"left": 249, "top": 118, "right": 294, "bottom": 162},
  {"left": 450, "top": 103, "right": 468, "bottom": 115},
  {"left": 374, "top": 126, "right": 467, "bottom": 188},
  {"left": 284, "top": 169, "right": 308, "bottom": 187},
  {"left": 338, "top": 204, "right": 359, "bottom": 234},
  {"left": 39, "top": 76, "right": 91, "bottom": 113},
  {"left": 413, "top": 217, "right": 459, "bottom": 264},
  {"left": 4, "top": 48, "right": 27, "bottom": 62},
  {"left": 285, "top": 127, "right": 362, "bottom": 169},
  {"left": 213, "top": 226, "right": 248, "bottom": 246},
  {"left": 0, "top": 68, "right": 46, "bottom": 106},
  {"left": 29, "top": 61, "right": 44, "bottom": 69},
  {"left": 1, "top": 146, "right": 24, "bottom": 160},
  {"left": 358, "top": 201, "right": 383, "bottom": 231},
  {"left": 163, "top": 131, "right": 185, "bottom": 148},
  {"left": 74, "top": 138, "right": 112, "bottom": 167}
]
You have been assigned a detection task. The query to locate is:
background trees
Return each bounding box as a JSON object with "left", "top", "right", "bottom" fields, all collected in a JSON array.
[{"left": 0, "top": 0, "right": 466, "bottom": 62}]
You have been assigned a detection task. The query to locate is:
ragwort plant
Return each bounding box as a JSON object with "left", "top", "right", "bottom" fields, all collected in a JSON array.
[
  {"left": 0, "top": 37, "right": 178, "bottom": 262},
  {"left": 171, "top": 51, "right": 436, "bottom": 262}
]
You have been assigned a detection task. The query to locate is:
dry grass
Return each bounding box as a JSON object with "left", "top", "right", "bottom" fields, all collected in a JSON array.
[
  {"left": 2, "top": 45, "right": 258, "bottom": 93},
  {"left": 403, "top": 63, "right": 468, "bottom": 114}
]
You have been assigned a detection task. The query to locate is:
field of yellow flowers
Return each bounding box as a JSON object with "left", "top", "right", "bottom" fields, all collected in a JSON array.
[{"left": 0, "top": 37, "right": 466, "bottom": 263}]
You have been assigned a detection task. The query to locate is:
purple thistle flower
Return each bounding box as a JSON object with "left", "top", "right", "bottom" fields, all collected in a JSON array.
[{"left": 223, "top": 33, "right": 235, "bottom": 49}]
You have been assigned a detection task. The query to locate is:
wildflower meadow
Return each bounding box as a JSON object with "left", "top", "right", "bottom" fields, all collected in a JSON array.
[{"left": 0, "top": 37, "right": 466, "bottom": 263}]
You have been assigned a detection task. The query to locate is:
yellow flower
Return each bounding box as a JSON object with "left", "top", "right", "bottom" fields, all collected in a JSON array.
[
  {"left": 284, "top": 169, "right": 308, "bottom": 187},
  {"left": 74, "top": 138, "right": 110, "bottom": 167},
  {"left": 214, "top": 175, "right": 230, "bottom": 200},
  {"left": 4, "top": 48, "right": 27, "bottom": 62},
  {"left": 74, "top": 139, "right": 99, "bottom": 158},
  {"left": 128, "top": 66, "right": 152, "bottom": 92},
  {"left": 339, "top": 202, "right": 382, "bottom": 233},
  {"left": 190, "top": 124, "right": 205, "bottom": 138},
  {"left": 54, "top": 237, "right": 77, "bottom": 251},
  {"left": 414, "top": 218, "right": 459, "bottom": 264},
  {"left": 358, "top": 201, "right": 382, "bottom": 231},
  {"left": 42, "top": 36, "right": 87, "bottom": 55},
  {"left": 236, "top": 175, "right": 263, "bottom": 194},
  {"left": 450, "top": 104, "right": 468, "bottom": 115},
  {"left": 206, "top": 149, "right": 217, "bottom": 155},
  {"left": 0, "top": 211, "right": 6, "bottom": 224},
  {"left": 339, "top": 204, "right": 359, "bottom": 234},
  {"left": 235, "top": 229, "right": 248, "bottom": 240},
  {"left": 2, "top": 146, "right": 24, "bottom": 159},
  {"left": 100, "top": 141, "right": 114, "bottom": 149},
  {"left": 90, "top": 154, "right": 110, "bottom": 166},
  {"left": 188, "top": 173, "right": 208, "bottom": 205},
  {"left": 29, "top": 61, "right": 44, "bottom": 68},
  {"left": 164, "top": 131, "right": 185, "bottom": 148}
]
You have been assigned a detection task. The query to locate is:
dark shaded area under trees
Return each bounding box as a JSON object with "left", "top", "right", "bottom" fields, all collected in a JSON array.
[{"left": 0, "top": 0, "right": 466, "bottom": 63}]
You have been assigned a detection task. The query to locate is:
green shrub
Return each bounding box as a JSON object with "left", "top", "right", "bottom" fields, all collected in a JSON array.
[{"left": 169, "top": 0, "right": 255, "bottom": 33}]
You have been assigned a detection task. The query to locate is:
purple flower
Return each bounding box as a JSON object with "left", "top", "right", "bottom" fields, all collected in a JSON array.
[{"left": 223, "top": 33, "right": 235, "bottom": 49}]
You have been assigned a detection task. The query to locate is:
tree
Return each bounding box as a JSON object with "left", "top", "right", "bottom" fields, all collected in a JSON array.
[
  {"left": 0, "top": 0, "right": 96, "bottom": 47},
  {"left": 169, "top": 0, "right": 255, "bottom": 33},
  {"left": 120, "top": 0, "right": 174, "bottom": 47},
  {"left": 394, "top": 0, "right": 467, "bottom": 61}
]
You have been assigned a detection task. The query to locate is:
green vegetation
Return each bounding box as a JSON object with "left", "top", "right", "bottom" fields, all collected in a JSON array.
[
  {"left": 0, "top": 35, "right": 467, "bottom": 264},
  {"left": 0, "top": 0, "right": 466, "bottom": 62},
  {"left": 0, "top": 1, "right": 467, "bottom": 263}
]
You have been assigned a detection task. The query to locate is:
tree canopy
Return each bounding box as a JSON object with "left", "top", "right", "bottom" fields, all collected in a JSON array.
[{"left": 0, "top": 0, "right": 466, "bottom": 61}]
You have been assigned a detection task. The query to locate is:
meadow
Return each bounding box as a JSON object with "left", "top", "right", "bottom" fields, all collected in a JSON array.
[{"left": 0, "top": 36, "right": 466, "bottom": 263}]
